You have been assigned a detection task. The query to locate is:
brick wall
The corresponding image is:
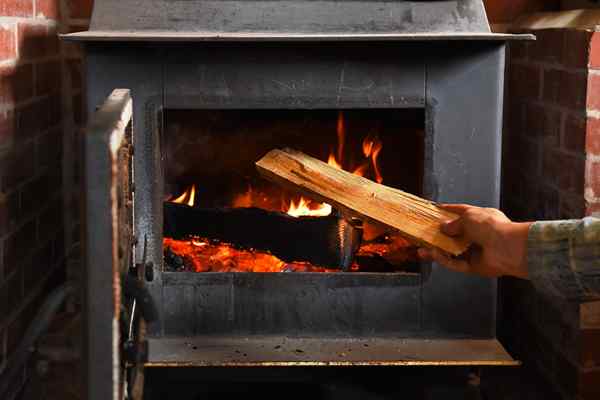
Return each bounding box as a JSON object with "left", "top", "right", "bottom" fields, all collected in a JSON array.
[
  {"left": 0, "top": 1, "right": 91, "bottom": 398},
  {"left": 501, "top": 21, "right": 600, "bottom": 400}
]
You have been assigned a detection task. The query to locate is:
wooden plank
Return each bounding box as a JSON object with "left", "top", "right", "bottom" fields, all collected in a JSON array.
[{"left": 256, "top": 148, "right": 471, "bottom": 256}]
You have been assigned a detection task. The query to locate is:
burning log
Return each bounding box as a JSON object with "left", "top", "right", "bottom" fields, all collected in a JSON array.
[
  {"left": 163, "top": 202, "right": 363, "bottom": 270},
  {"left": 256, "top": 148, "right": 471, "bottom": 256}
]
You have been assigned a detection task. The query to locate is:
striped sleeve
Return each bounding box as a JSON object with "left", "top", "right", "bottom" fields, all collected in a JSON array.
[{"left": 527, "top": 217, "right": 600, "bottom": 302}]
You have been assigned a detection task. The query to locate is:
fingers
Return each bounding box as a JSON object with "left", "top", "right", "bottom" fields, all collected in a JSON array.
[
  {"left": 438, "top": 204, "right": 472, "bottom": 215},
  {"left": 441, "top": 217, "right": 463, "bottom": 236},
  {"left": 437, "top": 204, "right": 469, "bottom": 236},
  {"left": 420, "top": 248, "right": 472, "bottom": 274}
]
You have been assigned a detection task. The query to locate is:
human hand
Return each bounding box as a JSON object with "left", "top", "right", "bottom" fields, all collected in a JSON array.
[{"left": 418, "top": 204, "right": 531, "bottom": 279}]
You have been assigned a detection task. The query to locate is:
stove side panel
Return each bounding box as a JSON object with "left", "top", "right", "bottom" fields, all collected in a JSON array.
[{"left": 422, "top": 42, "right": 506, "bottom": 338}]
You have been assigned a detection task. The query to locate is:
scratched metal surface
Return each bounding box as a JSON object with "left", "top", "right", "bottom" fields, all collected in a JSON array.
[
  {"left": 146, "top": 336, "right": 518, "bottom": 366},
  {"left": 161, "top": 272, "right": 421, "bottom": 337},
  {"left": 163, "top": 43, "right": 425, "bottom": 109},
  {"left": 86, "top": 0, "right": 492, "bottom": 35}
]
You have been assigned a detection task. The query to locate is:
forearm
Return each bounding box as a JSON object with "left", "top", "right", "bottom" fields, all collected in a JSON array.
[{"left": 527, "top": 217, "right": 600, "bottom": 302}]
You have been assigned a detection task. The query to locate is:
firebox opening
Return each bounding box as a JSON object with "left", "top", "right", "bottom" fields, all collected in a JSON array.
[{"left": 162, "top": 109, "right": 425, "bottom": 274}]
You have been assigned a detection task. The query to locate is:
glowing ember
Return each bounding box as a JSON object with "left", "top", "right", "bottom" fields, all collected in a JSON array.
[
  {"left": 170, "top": 184, "right": 196, "bottom": 207},
  {"left": 164, "top": 237, "right": 337, "bottom": 273}
]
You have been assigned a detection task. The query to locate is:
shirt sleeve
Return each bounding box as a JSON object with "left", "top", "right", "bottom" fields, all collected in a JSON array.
[{"left": 527, "top": 217, "right": 600, "bottom": 303}]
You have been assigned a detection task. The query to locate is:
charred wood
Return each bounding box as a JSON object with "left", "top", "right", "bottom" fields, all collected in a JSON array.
[{"left": 163, "top": 202, "right": 362, "bottom": 270}]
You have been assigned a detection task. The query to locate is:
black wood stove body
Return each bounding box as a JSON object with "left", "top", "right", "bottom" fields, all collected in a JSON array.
[{"left": 64, "top": 1, "right": 532, "bottom": 398}]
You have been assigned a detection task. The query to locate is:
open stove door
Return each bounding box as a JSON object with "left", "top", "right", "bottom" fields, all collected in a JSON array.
[{"left": 83, "top": 89, "right": 150, "bottom": 400}]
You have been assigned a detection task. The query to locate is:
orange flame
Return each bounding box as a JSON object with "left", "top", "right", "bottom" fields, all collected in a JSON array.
[
  {"left": 362, "top": 135, "right": 383, "bottom": 183},
  {"left": 327, "top": 153, "right": 342, "bottom": 170},
  {"left": 170, "top": 184, "right": 197, "bottom": 207},
  {"left": 336, "top": 111, "right": 345, "bottom": 163},
  {"left": 287, "top": 197, "right": 332, "bottom": 217}
]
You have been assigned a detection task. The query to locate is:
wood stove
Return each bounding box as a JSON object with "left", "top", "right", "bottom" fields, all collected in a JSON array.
[{"left": 64, "top": 1, "right": 533, "bottom": 398}]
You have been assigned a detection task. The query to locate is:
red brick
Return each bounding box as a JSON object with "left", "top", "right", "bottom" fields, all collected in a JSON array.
[
  {"left": 6, "top": 313, "right": 24, "bottom": 357},
  {"left": 563, "top": 114, "right": 586, "bottom": 154},
  {"left": 0, "top": 270, "right": 22, "bottom": 324},
  {"left": 0, "top": 191, "right": 19, "bottom": 236},
  {"left": 15, "top": 101, "right": 42, "bottom": 140},
  {"left": 0, "top": 110, "right": 15, "bottom": 151},
  {"left": 538, "top": 183, "right": 560, "bottom": 219},
  {"left": 15, "top": 95, "right": 62, "bottom": 139},
  {"left": 587, "top": 160, "right": 600, "bottom": 199},
  {"left": 17, "top": 23, "right": 58, "bottom": 60},
  {"left": 24, "top": 243, "right": 51, "bottom": 291},
  {"left": 0, "top": 25, "right": 16, "bottom": 61},
  {"left": 0, "top": 329, "right": 5, "bottom": 367},
  {"left": 555, "top": 349, "right": 580, "bottom": 396},
  {"left": 591, "top": 32, "right": 600, "bottom": 69},
  {"left": 0, "top": 143, "right": 35, "bottom": 193},
  {"left": 2, "top": 220, "right": 35, "bottom": 276},
  {"left": 73, "top": 93, "right": 84, "bottom": 125},
  {"left": 36, "top": 0, "right": 60, "bottom": 19},
  {"left": 579, "top": 368, "right": 600, "bottom": 400},
  {"left": 560, "top": 191, "right": 586, "bottom": 219},
  {"left": 37, "top": 196, "right": 63, "bottom": 242},
  {"left": 35, "top": 60, "right": 62, "bottom": 96},
  {"left": 510, "top": 41, "right": 529, "bottom": 61},
  {"left": 0, "top": 63, "right": 34, "bottom": 105},
  {"left": 581, "top": 329, "right": 600, "bottom": 368},
  {"left": 563, "top": 29, "right": 593, "bottom": 69},
  {"left": 588, "top": 73, "right": 600, "bottom": 111},
  {"left": 20, "top": 168, "right": 61, "bottom": 218},
  {"left": 559, "top": 153, "right": 586, "bottom": 194},
  {"left": 68, "top": 0, "right": 94, "bottom": 19},
  {"left": 587, "top": 201, "right": 600, "bottom": 216},
  {"left": 509, "top": 63, "right": 541, "bottom": 100},
  {"left": 543, "top": 149, "right": 585, "bottom": 194},
  {"left": 0, "top": 1, "right": 34, "bottom": 17},
  {"left": 67, "top": 59, "right": 82, "bottom": 90},
  {"left": 529, "top": 30, "right": 564, "bottom": 65},
  {"left": 35, "top": 129, "right": 63, "bottom": 169},
  {"left": 587, "top": 117, "right": 600, "bottom": 155},
  {"left": 525, "top": 103, "right": 561, "bottom": 145},
  {"left": 560, "top": 70, "right": 588, "bottom": 110},
  {"left": 542, "top": 68, "right": 562, "bottom": 104},
  {"left": 513, "top": 136, "right": 541, "bottom": 176}
]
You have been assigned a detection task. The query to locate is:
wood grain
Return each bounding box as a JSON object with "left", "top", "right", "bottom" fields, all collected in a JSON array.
[{"left": 256, "top": 148, "right": 471, "bottom": 256}]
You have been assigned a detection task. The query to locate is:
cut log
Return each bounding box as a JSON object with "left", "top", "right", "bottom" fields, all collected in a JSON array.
[
  {"left": 163, "top": 202, "right": 362, "bottom": 270},
  {"left": 256, "top": 148, "right": 471, "bottom": 256}
]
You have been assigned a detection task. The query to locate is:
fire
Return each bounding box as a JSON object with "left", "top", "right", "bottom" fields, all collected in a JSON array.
[
  {"left": 362, "top": 135, "right": 384, "bottom": 183},
  {"left": 164, "top": 237, "right": 337, "bottom": 273},
  {"left": 284, "top": 112, "right": 385, "bottom": 216},
  {"left": 327, "top": 153, "right": 343, "bottom": 170},
  {"left": 286, "top": 197, "right": 332, "bottom": 218},
  {"left": 163, "top": 111, "right": 404, "bottom": 274},
  {"left": 336, "top": 111, "right": 345, "bottom": 163},
  {"left": 170, "top": 184, "right": 196, "bottom": 207}
]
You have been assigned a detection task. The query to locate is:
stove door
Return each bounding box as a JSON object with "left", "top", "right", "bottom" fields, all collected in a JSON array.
[{"left": 83, "top": 89, "right": 137, "bottom": 400}]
